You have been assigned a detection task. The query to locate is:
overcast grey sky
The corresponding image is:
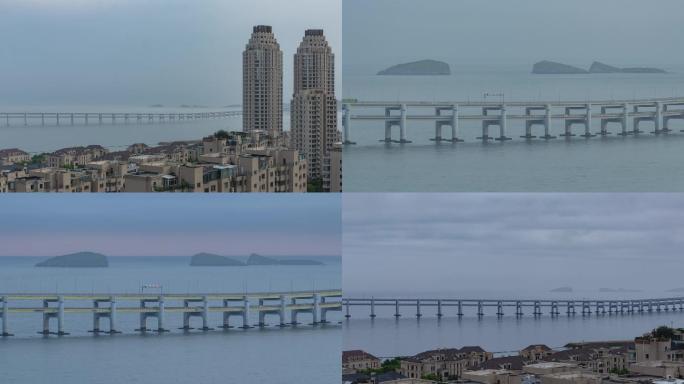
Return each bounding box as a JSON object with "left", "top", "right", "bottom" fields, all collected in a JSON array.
[
  {"left": 0, "top": 195, "right": 341, "bottom": 257},
  {"left": 343, "top": 194, "right": 684, "bottom": 295},
  {"left": 343, "top": 0, "right": 684, "bottom": 74},
  {"left": 0, "top": 0, "right": 341, "bottom": 107}
]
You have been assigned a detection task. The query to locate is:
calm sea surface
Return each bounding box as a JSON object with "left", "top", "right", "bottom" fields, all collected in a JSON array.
[
  {"left": 0, "top": 257, "right": 341, "bottom": 384},
  {"left": 343, "top": 288, "right": 684, "bottom": 358},
  {"left": 343, "top": 65, "right": 684, "bottom": 192}
]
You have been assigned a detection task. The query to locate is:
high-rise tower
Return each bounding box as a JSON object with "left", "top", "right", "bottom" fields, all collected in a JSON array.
[
  {"left": 243, "top": 25, "right": 283, "bottom": 135},
  {"left": 291, "top": 29, "right": 339, "bottom": 189}
]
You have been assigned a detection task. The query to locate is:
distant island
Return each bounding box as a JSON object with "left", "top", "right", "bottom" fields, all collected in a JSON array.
[
  {"left": 189, "top": 253, "right": 245, "bottom": 267},
  {"left": 35, "top": 252, "right": 109, "bottom": 268},
  {"left": 550, "top": 286, "right": 573, "bottom": 293},
  {"left": 246, "top": 253, "right": 324, "bottom": 266},
  {"left": 377, "top": 60, "right": 451, "bottom": 76},
  {"left": 667, "top": 288, "right": 684, "bottom": 292},
  {"left": 589, "top": 61, "right": 666, "bottom": 74},
  {"left": 533, "top": 60, "right": 666, "bottom": 74},
  {"left": 599, "top": 288, "right": 643, "bottom": 293},
  {"left": 532, "top": 61, "right": 587, "bottom": 74}
]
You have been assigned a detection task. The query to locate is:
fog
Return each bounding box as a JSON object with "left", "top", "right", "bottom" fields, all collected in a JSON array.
[
  {"left": 343, "top": 0, "right": 684, "bottom": 74},
  {"left": 343, "top": 193, "right": 684, "bottom": 295},
  {"left": 0, "top": 0, "right": 341, "bottom": 107}
]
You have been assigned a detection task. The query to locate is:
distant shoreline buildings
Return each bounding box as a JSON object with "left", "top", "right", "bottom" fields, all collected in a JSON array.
[
  {"left": 0, "top": 25, "right": 342, "bottom": 193},
  {"left": 342, "top": 327, "right": 684, "bottom": 384}
]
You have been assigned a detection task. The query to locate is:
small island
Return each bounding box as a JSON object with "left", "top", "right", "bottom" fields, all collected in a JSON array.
[
  {"left": 35, "top": 252, "right": 109, "bottom": 268},
  {"left": 550, "top": 286, "right": 573, "bottom": 293},
  {"left": 246, "top": 253, "right": 324, "bottom": 266},
  {"left": 189, "top": 253, "right": 245, "bottom": 267},
  {"left": 532, "top": 61, "right": 587, "bottom": 74},
  {"left": 377, "top": 60, "right": 451, "bottom": 76},
  {"left": 589, "top": 61, "right": 666, "bottom": 74}
]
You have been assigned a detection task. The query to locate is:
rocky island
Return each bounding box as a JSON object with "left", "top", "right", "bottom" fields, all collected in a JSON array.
[
  {"left": 189, "top": 253, "right": 245, "bottom": 266},
  {"left": 35, "top": 252, "right": 109, "bottom": 268},
  {"left": 246, "top": 253, "right": 324, "bottom": 266},
  {"left": 533, "top": 60, "right": 666, "bottom": 74},
  {"left": 532, "top": 61, "right": 587, "bottom": 74},
  {"left": 589, "top": 61, "right": 666, "bottom": 74},
  {"left": 377, "top": 60, "right": 451, "bottom": 76}
]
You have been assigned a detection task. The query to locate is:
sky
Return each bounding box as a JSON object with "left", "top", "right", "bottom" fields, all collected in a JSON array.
[
  {"left": 343, "top": 0, "right": 684, "bottom": 74},
  {"left": 0, "top": 194, "right": 341, "bottom": 257},
  {"left": 343, "top": 193, "right": 684, "bottom": 295},
  {"left": 0, "top": 0, "right": 341, "bottom": 107}
]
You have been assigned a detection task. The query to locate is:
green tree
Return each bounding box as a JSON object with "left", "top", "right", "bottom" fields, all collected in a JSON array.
[
  {"left": 307, "top": 178, "right": 324, "bottom": 192},
  {"left": 653, "top": 326, "right": 675, "bottom": 340}
]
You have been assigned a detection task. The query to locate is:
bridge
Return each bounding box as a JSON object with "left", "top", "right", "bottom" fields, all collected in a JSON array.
[
  {"left": 341, "top": 97, "right": 684, "bottom": 143},
  {"left": 0, "top": 290, "right": 341, "bottom": 337},
  {"left": 0, "top": 110, "right": 242, "bottom": 127},
  {"left": 342, "top": 296, "right": 684, "bottom": 319}
]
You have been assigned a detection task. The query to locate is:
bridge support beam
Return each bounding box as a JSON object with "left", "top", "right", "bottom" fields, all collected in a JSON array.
[
  {"left": 495, "top": 105, "right": 512, "bottom": 141},
  {"left": 437, "top": 300, "right": 443, "bottom": 318},
  {"left": 416, "top": 299, "right": 422, "bottom": 318},
  {"left": 581, "top": 104, "right": 596, "bottom": 138},
  {"left": 618, "top": 104, "right": 630, "bottom": 135},
  {"left": 652, "top": 102, "right": 663, "bottom": 134},
  {"left": 394, "top": 300, "right": 401, "bottom": 318}
]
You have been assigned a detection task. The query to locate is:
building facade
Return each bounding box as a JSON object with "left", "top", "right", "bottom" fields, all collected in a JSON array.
[
  {"left": 243, "top": 25, "right": 283, "bottom": 136},
  {"left": 290, "top": 29, "right": 340, "bottom": 189}
]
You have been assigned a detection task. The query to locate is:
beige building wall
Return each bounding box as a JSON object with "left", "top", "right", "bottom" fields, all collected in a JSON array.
[{"left": 243, "top": 25, "right": 283, "bottom": 135}]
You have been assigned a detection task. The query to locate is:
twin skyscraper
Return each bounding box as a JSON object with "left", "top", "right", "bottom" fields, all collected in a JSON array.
[{"left": 243, "top": 26, "right": 340, "bottom": 191}]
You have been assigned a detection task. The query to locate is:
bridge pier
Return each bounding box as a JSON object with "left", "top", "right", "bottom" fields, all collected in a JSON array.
[
  {"left": 457, "top": 301, "right": 463, "bottom": 317},
  {"left": 394, "top": 300, "right": 401, "bottom": 318},
  {"left": 1, "top": 297, "right": 12, "bottom": 336},
  {"left": 496, "top": 301, "right": 504, "bottom": 317},
  {"left": 89, "top": 297, "right": 120, "bottom": 334},
  {"left": 567, "top": 302, "right": 576, "bottom": 316},
  {"left": 522, "top": 106, "right": 543, "bottom": 139},
  {"left": 495, "top": 105, "right": 512, "bottom": 141},
  {"left": 431, "top": 106, "right": 462, "bottom": 142},
  {"left": 437, "top": 300, "right": 443, "bottom": 318},
  {"left": 370, "top": 297, "right": 376, "bottom": 318},
  {"left": 551, "top": 302, "right": 559, "bottom": 316},
  {"left": 652, "top": 102, "right": 663, "bottom": 134},
  {"left": 342, "top": 105, "right": 356, "bottom": 144},
  {"left": 478, "top": 107, "right": 501, "bottom": 141},
  {"left": 241, "top": 296, "right": 251, "bottom": 329},
  {"left": 345, "top": 299, "right": 351, "bottom": 318},
  {"left": 70, "top": 113, "right": 74, "bottom": 125},
  {"left": 416, "top": 299, "right": 422, "bottom": 318},
  {"left": 477, "top": 301, "right": 484, "bottom": 317},
  {"left": 533, "top": 301, "right": 541, "bottom": 317},
  {"left": 515, "top": 301, "right": 523, "bottom": 317}
]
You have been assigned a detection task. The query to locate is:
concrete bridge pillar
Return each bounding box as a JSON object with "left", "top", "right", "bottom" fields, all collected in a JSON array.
[
  {"left": 42, "top": 113, "right": 45, "bottom": 126},
  {"left": 533, "top": 301, "right": 541, "bottom": 316},
  {"left": 312, "top": 293, "right": 320, "bottom": 324},
  {"left": 157, "top": 296, "right": 168, "bottom": 333},
  {"left": 542, "top": 104, "right": 556, "bottom": 139},
  {"left": 1, "top": 297, "right": 11, "bottom": 336},
  {"left": 56, "top": 113, "right": 60, "bottom": 126},
  {"left": 110, "top": 297, "right": 119, "bottom": 333},
  {"left": 551, "top": 302, "right": 559, "bottom": 316},
  {"left": 343, "top": 105, "right": 355, "bottom": 144},
  {"left": 220, "top": 299, "right": 232, "bottom": 329},
  {"left": 477, "top": 301, "right": 484, "bottom": 317},
  {"left": 320, "top": 296, "right": 329, "bottom": 324},
  {"left": 181, "top": 300, "right": 192, "bottom": 330},
  {"left": 279, "top": 295, "right": 287, "bottom": 326},
  {"left": 241, "top": 296, "right": 251, "bottom": 329},
  {"left": 515, "top": 301, "right": 523, "bottom": 317},
  {"left": 201, "top": 296, "right": 211, "bottom": 331},
  {"left": 70, "top": 113, "right": 74, "bottom": 125},
  {"left": 85, "top": 114, "right": 89, "bottom": 125},
  {"left": 451, "top": 105, "right": 462, "bottom": 142},
  {"left": 437, "top": 300, "right": 443, "bottom": 318},
  {"left": 399, "top": 104, "right": 410, "bottom": 143},
  {"left": 394, "top": 300, "right": 401, "bottom": 318},
  {"left": 41, "top": 300, "right": 51, "bottom": 335},
  {"left": 581, "top": 104, "right": 596, "bottom": 138},
  {"left": 415, "top": 299, "right": 422, "bottom": 318},
  {"left": 618, "top": 104, "right": 630, "bottom": 136},
  {"left": 457, "top": 301, "right": 463, "bottom": 317},
  {"left": 258, "top": 299, "right": 267, "bottom": 327},
  {"left": 111, "top": 114, "right": 116, "bottom": 124},
  {"left": 496, "top": 105, "right": 511, "bottom": 141},
  {"left": 57, "top": 296, "right": 67, "bottom": 336},
  {"left": 98, "top": 113, "right": 103, "bottom": 124},
  {"left": 370, "top": 298, "right": 376, "bottom": 318},
  {"left": 344, "top": 299, "right": 351, "bottom": 318},
  {"left": 23, "top": 113, "right": 27, "bottom": 126},
  {"left": 92, "top": 300, "right": 101, "bottom": 333},
  {"left": 496, "top": 301, "right": 504, "bottom": 317}
]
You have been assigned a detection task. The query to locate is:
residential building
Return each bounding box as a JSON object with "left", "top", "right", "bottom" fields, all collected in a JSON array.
[
  {"left": 243, "top": 25, "right": 283, "bottom": 136},
  {"left": 290, "top": 28, "right": 340, "bottom": 189},
  {"left": 399, "top": 347, "right": 492, "bottom": 381},
  {"left": 0, "top": 148, "right": 30, "bottom": 165},
  {"left": 342, "top": 350, "right": 382, "bottom": 374}
]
